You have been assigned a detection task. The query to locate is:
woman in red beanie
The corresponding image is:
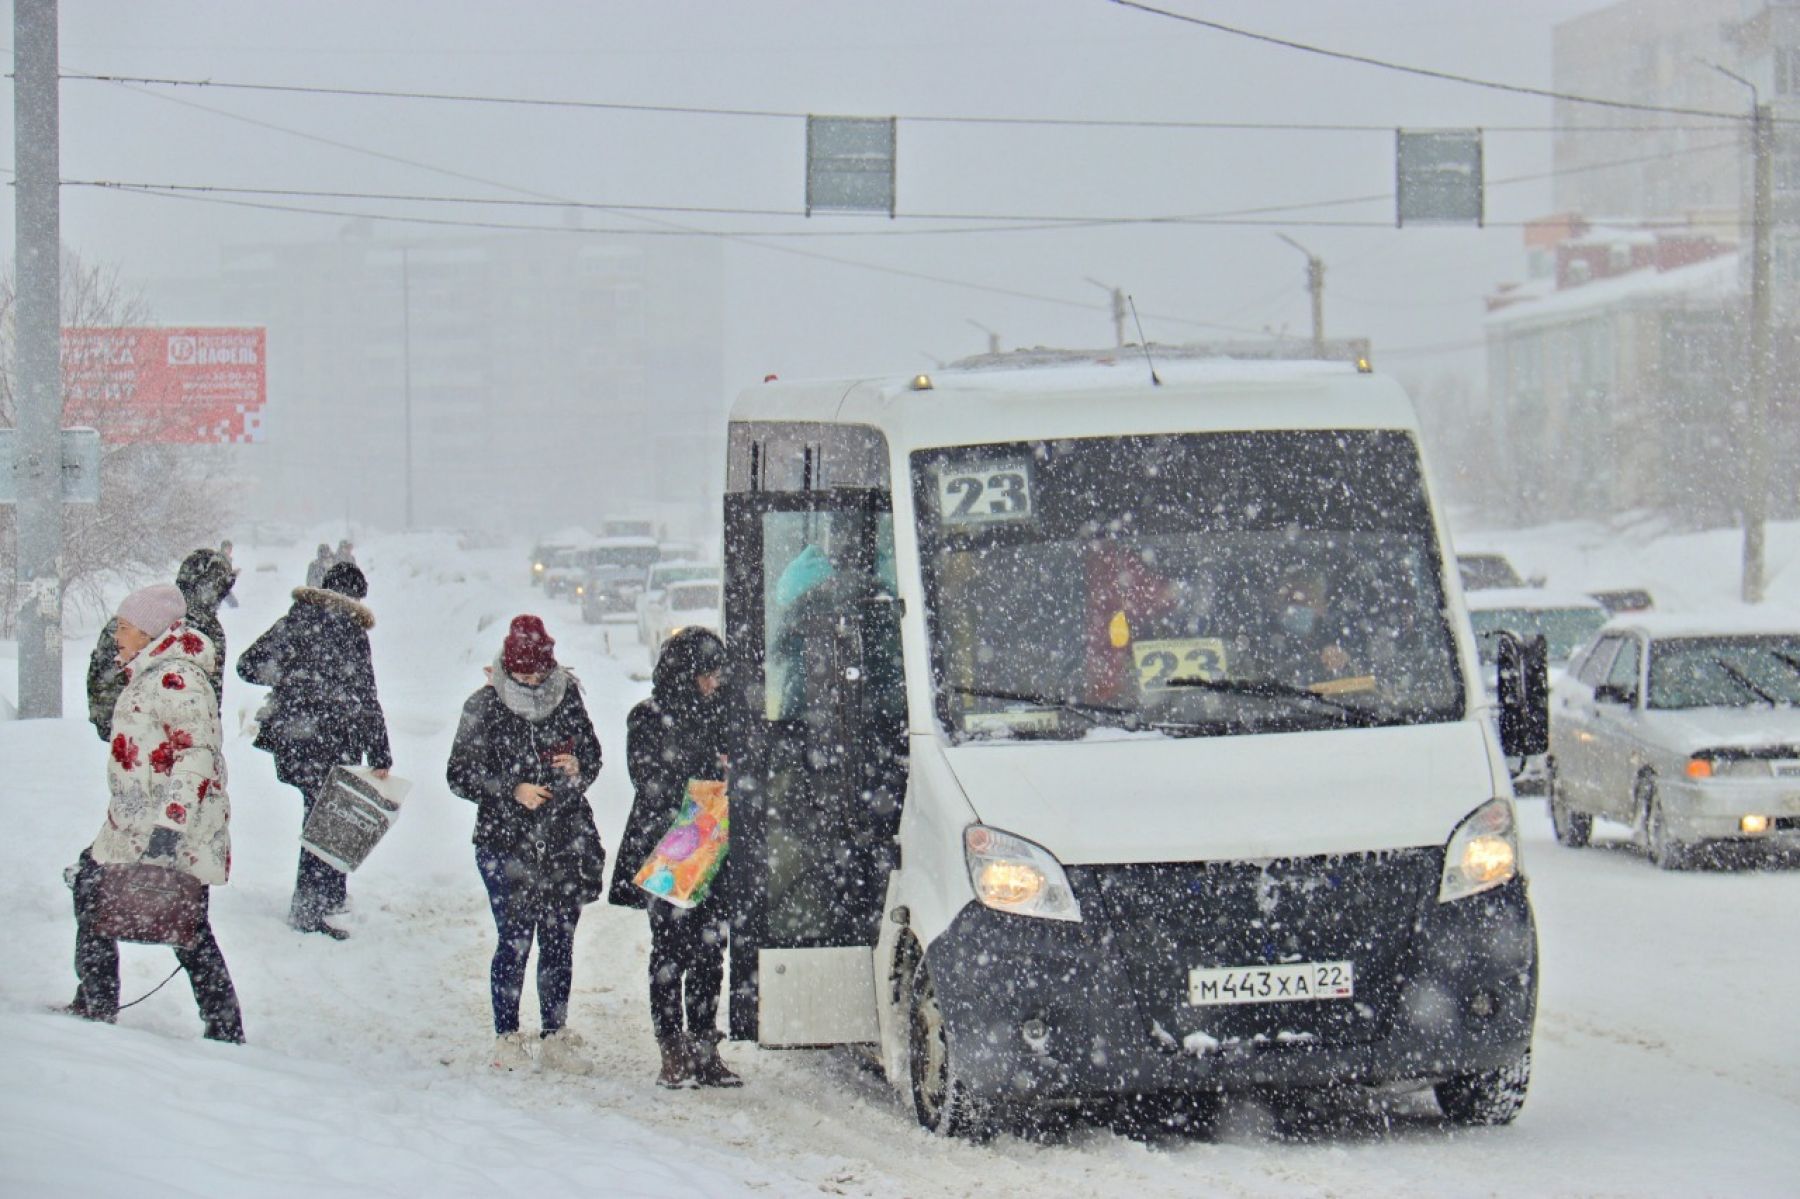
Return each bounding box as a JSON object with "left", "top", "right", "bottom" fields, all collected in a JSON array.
[{"left": 446, "top": 615, "right": 606, "bottom": 1073}]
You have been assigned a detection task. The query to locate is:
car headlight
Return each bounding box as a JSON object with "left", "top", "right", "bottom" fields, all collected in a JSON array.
[
  {"left": 1439, "top": 797, "right": 1520, "bottom": 903},
  {"left": 964, "top": 825, "right": 1082, "bottom": 922}
]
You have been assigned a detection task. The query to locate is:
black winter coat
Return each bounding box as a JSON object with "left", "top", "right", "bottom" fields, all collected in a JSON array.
[
  {"left": 446, "top": 676, "right": 606, "bottom": 905},
  {"left": 611, "top": 677, "right": 730, "bottom": 910},
  {"left": 237, "top": 587, "right": 392, "bottom": 793}
]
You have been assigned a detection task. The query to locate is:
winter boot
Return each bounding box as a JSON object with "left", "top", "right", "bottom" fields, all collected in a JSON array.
[
  {"left": 537, "top": 1028, "right": 597, "bottom": 1075},
  {"left": 490, "top": 1031, "right": 535, "bottom": 1072},
  {"left": 656, "top": 1036, "right": 696, "bottom": 1089},
  {"left": 60, "top": 993, "right": 115, "bottom": 1024},
  {"left": 288, "top": 903, "right": 350, "bottom": 940},
  {"left": 691, "top": 1030, "right": 743, "bottom": 1088}
]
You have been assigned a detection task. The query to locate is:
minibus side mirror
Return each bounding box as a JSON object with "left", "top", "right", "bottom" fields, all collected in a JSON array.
[{"left": 1495, "top": 630, "right": 1549, "bottom": 758}]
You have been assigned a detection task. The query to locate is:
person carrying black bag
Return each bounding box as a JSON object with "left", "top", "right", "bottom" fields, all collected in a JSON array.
[
  {"left": 611, "top": 626, "right": 741, "bottom": 1089},
  {"left": 67, "top": 584, "right": 244, "bottom": 1043},
  {"left": 447, "top": 615, "right": 605, "bottom": 1074}
]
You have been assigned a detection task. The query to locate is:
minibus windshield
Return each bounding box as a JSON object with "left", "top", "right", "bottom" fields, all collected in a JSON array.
[{"left": 912, "top": 430, "right": 1464, "bottom": 742}]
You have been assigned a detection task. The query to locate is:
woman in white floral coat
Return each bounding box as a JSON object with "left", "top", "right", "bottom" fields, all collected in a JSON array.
[{"left": 68, "top": 584, "right": 244, "bottom": 1042}]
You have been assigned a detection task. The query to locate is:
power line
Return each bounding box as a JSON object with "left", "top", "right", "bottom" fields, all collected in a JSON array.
[
  {"left": 66, "top": 131, "right": 1742, "bottom": 240},
  {"left": 60, "top": 69, "right": 1745, "bottom": 135},
  {"left": 86, "top": 184, "right": 1265, "bottom": 334},
  {"left": 1106, "top": 0, "right": 1749, "bottom": 122}
]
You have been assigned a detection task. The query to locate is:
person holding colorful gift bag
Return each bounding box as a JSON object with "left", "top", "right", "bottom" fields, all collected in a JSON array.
[{"left": 611, "top": 626, "right": 741, "bottom": 1089}]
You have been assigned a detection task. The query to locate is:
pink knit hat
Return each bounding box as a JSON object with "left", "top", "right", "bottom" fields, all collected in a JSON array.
[{"left": 116, "top": 584, "right": 186, "bottom": 635}]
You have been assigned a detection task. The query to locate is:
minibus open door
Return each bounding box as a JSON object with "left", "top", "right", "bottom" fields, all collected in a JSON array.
[{"left": 723, "top": 488, "right": 905, "bottom": 1047}]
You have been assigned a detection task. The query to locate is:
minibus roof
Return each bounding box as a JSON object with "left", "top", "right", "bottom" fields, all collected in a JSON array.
[{"left": 730, "top": 354, "right": 1420, "bottom": 453}]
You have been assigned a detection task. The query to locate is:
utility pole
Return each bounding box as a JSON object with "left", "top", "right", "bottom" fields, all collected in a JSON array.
[
  {"left": 1084, "top": 277, "right": 1127, "bottom": 347},
  {"left": 14, "top": 0, "right": 62, "bottom": 718},
  {"left": 1276, "top": 233, "right": 1326, "bottom": 358},
  {"left": 401, "top": 245, "right": 415, "bottom": 530},
  {"left": 1705, "top": 62, "right": 1773, "bottom": 602},
  {"left": 1743, "top": 100, "right": 1774, "bottom": 603}
]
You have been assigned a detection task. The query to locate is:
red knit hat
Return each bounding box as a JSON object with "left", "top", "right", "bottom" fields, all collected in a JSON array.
[{"left": 502, "top": 615, "right": 556, "bottom": 675}]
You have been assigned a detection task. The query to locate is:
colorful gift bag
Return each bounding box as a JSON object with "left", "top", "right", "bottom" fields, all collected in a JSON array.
[{"left": 633, "top": 779, "right": 729, "bottom": 909}]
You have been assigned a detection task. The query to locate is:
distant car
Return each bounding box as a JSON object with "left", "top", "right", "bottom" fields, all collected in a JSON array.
[
  {"left": 1468, "top": 589, "right": 1610, "bottom": 794},
  {"left": 646, "top": 579, "right": 722, "bottom": 657},
  {"left": 584, "top": 536, "right": 660, "bottom": 613},
  {"left": 1458, "top": 552, "right": 1526, "bottom": 591},
  {"left": 1547, "top": 611, "right": 1800, "bottom": 869},
  {"left": 535, "top": 545, "right": 581, "bottom": 595},
  {"left": 1587, "top": 588, "right": 1655, "bottom": 615},
  {"left": 637, "top": 561, "right": 720, "bottom": 645},
  {"left": 580, "top": 562, "right": 647, "bottom": 624}
]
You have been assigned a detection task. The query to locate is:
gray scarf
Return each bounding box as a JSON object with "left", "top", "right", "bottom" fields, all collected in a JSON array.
[{"left": 491, "top": 654, "right": 570, "bottom": 722}]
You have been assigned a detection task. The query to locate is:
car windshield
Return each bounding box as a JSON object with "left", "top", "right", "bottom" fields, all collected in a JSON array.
[
  {"left": 1459, "top": 555, "right": 1523, "bottom": 589},
  {"left": 912, "top": 430, "right": 1464, "bottom": 742},
  {"left": 669, "top": 583, "right": 721, "bottom": 613},
  {"left": 1471, "top": 606, "right": 1608, "bottom": 663},
  {"left": 1648, "top": 635, "right": 1800, "bottom": 709}
]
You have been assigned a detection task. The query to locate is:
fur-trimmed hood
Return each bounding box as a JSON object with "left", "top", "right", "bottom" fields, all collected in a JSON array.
[{"left": 291, "top": 586, "right": 375, "bottom": 629}]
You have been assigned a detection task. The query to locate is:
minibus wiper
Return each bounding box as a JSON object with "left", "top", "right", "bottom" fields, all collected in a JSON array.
[
  {"left": 948, "top": 685, "right": 1137, "bottom": 730},
  {"left": 1161, "top": 676, "right": 1384, "bottom": 726}
]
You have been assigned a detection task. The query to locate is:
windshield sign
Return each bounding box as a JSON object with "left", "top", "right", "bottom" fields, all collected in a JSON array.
[{"left": 912, "top": 431, "right": 1463, "bottom": 742}]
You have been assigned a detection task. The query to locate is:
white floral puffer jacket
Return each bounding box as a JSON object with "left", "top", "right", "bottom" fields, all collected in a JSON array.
[{"left": 89, "top": 621, "right": 231, "bottom": 885}]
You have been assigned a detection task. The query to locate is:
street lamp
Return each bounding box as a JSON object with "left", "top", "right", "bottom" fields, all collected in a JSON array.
[
  {"left": 1083, "top": 277, "right": 1127, "bottom": 347},
  {"left": 1275, "top": 233, "right": 1326, "bottom": 358},
  {"left": 966, "top": 318, "right": 1001, "bottom": 355}
]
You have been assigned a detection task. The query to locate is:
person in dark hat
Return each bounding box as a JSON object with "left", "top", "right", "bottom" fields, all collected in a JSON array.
[
  {"left": 447, "top": 615, "right": 605, "bottom": 1073},
  {"left": 237, "top": 560, "right": 392, "bottom": 939},
  {"left": 612, "top": 626, "right": 740, "bottom": 1089}
]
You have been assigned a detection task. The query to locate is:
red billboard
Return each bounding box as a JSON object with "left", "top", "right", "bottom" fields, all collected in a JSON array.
[{"left": 61, "top": 327, "right": 267, "bottom": 444}]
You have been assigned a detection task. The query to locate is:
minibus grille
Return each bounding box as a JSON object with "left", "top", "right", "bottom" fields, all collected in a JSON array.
[{"left": 1077, "top": 848, "right": 1439, "bottom": 1052}]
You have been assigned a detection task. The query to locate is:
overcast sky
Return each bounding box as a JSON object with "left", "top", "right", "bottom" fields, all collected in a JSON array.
[{"left": 9, "top": 0, "right": 1619, "bottom": 395}]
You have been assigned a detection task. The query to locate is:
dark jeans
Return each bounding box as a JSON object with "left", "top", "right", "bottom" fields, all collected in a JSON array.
[
  {"left": 477, "top": 848, "right": 580, "bottom": 1037},
  {"left": 293, "top": 785, "right": 347, "bottom": 922},
  {"left": 648, "top": 898, "right": 726, "bottom": 1044},
  {"left": 71, "top": 852, "right": 244, "bottom": 1042}
]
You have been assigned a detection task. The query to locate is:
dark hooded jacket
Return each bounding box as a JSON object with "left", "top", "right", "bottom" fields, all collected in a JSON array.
[
  {"left": 236, "top": 585, "right": 392, "bottom": 792},
  {"left": 610, "top": 628, "right": 731, "bottom": 910},
  {"left": 445, "top": 666, "right": 605, "bottom": 905},
  {"left": 86, "top": 547, "right": 236, "bottom": 740}
]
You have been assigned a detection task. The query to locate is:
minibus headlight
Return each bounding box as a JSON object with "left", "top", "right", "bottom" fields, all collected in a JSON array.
[
  {"left": 1439, "top": 797, "right": 1520, "bottom": 903},
  {"left": 964, "top": 826, "right": 1082, "bottom": 923}
]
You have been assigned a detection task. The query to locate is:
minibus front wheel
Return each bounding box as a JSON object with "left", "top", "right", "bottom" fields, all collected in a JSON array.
[
  {"left": 907, "top": 958, "right": 995, "bottom": 1141},
  {"left": 1433, "top": 1049, "right": 1530, "bottom": 1126}
]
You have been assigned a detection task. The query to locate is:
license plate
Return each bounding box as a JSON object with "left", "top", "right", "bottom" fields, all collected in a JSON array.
[{"left": 1188, "top": 961, "right": 1354, "bottom": 1006}]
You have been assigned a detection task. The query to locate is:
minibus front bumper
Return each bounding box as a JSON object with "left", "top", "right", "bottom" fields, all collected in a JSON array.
[{"left": 922, "top": 857, "right": 1537, "bottom": 1105}]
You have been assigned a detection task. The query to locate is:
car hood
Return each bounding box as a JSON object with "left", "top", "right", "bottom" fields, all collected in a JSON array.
[
  {"left": 941, "top": 721, "right": 1498, "bottom": 866},
  {"left": 1644, "top": 706, "right": 1800, "bottom": 755}
]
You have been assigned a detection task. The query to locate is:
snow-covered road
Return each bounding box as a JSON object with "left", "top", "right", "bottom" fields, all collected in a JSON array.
[{"left": 4, "top": 528, "right": 1798, "bottom": 1197}]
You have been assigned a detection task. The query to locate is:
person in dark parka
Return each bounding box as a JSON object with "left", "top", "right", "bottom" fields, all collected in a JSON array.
[
  {"left": 612, "top": 626, "right": 740, "bottom": 1089},
  {"left": 236, "top": 561, "right": 392, "bottom": 939},
  {"left": 87, "top": 546, "right": 236, "bottom": 740},
  {"left": 447, "top": 615, "right": 606, "bottom": 1073}
]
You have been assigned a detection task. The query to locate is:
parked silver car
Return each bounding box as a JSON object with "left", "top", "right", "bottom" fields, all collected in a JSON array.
[{"left": 1547, "top": 612, "right": 1800, "bottom": 869}]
